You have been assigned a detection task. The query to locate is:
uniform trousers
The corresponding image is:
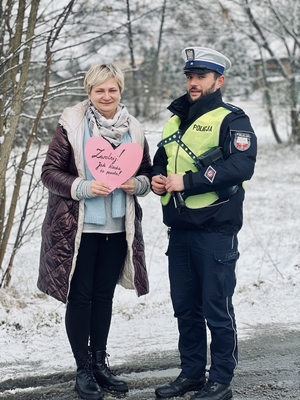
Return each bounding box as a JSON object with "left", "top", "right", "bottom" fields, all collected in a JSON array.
[
  {"left": 167, "top": 228, "right": 239, "bottom": 384},
  {"left": 65, "top": 232, "right": 127, "bottom": 355}
]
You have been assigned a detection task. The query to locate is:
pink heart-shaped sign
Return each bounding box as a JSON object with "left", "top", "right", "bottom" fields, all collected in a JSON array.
[{"left": 85, "top": 136, "right": 143, "bottom": 191}]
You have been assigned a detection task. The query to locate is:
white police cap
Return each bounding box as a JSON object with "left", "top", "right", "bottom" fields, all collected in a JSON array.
[{"left": 182, "top": 47, "right": 231, "bottom": 75}]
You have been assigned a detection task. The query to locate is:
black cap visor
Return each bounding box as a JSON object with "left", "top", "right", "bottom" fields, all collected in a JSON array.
[{"left": 183, "top": 66, "right": 221, "bottom": 75}]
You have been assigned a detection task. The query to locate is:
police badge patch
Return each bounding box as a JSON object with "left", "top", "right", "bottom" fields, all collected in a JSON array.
[
  {"left": 233, "top": 131, "right": 251, "bottom": 151},
  {"left": 204, "top": 166, "right": 216, "bottom": 183}
]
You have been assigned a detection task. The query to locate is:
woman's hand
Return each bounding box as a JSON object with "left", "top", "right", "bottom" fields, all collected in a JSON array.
[
  {"left": 90, "top": 180, "right": 111, "bottom": 197},
  {"left": 119, "top": 178, "right": 135, "bottom": 194}
]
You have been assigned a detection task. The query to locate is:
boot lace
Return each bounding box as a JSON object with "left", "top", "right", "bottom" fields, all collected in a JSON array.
[
  {"left": 103, "top": 352, "right": 116, "bottom": 376},
  {"left": 203, "top": 380, "right": 215, "bottom": 393},
  {"left": 83, "top": 357, "right": 98, "bottom": 382}
]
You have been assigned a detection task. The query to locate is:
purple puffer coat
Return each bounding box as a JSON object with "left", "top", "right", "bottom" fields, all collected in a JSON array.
[{"left": 37, "top": 100, "right": 152, "bottom": 303}]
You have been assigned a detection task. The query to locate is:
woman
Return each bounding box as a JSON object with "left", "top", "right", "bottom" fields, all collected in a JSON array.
[{"left": 38, "top": 63, "right": 152, "bottom": 400}]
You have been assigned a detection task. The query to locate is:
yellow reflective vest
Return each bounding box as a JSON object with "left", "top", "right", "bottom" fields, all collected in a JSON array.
[{"left": 161, "top": 106, "right": 232, "bottom": 209}]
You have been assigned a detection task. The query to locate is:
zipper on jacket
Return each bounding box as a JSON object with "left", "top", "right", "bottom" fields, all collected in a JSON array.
[{"left": 175, "top": 143, "right": 180, "bottom": 173}]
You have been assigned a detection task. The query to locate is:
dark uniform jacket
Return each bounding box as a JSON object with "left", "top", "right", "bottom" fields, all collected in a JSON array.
[{"left": 152, "top": 89, "right": 257, "bottom": 234}]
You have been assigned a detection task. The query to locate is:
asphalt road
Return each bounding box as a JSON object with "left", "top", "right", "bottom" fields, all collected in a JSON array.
[{"left": 0, "top": 325, "right": 299, "bottom": 399}]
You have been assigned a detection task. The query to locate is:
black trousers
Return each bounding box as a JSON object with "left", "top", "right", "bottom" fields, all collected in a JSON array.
[
  {"left": 65, "top": 232, "right": 127, "bottom": 356},
  {"left": 167, "top": 229, "right": 239, "bottom": 384}
]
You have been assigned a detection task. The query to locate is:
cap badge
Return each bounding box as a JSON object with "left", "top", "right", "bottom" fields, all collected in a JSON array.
[{"left": 185, "top": 49, "right": 195, "bottom": 61}]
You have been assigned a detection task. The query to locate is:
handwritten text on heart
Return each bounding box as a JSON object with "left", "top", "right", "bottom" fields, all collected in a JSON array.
[{"left": 85, "top": 136, "right": 143, "bottom": 191}]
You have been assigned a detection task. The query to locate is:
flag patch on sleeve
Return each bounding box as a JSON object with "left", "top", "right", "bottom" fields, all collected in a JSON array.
[{"left": 233, "top": 131, "right": 251, "bottom": 151}]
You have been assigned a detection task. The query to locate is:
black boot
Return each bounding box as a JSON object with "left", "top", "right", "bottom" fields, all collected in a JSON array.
[
  {"left": 155, "top": 374, "right": 206, "bottom": 398},
  {"left": 190, "top": 380, "right": 233, "bottom": 400},
  {"left": 75, "top": 351, "right": 103, "bottom": 400},
  {"left": 92, "top": 350, "right": 128, "bottom": 393}
]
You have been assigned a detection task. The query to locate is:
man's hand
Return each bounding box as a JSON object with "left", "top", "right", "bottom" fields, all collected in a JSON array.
[
  {"left": 165, "top": 174, "right": 184, "bottom": 193},
  {"left": 151, "top": 175, "right": 167, "bottom": 195}
]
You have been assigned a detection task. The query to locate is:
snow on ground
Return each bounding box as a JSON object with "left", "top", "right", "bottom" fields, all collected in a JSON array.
[{"left": 0, "top": 98, "right": 300, "bottom": 383}]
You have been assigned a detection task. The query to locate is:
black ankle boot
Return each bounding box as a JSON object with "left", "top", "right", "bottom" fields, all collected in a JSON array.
[
  {"left": 92, "top": 350, "right": 128, "bottom": 393},
  {"left": 75, "top": 351, "right": 103, "bottom": 400}
]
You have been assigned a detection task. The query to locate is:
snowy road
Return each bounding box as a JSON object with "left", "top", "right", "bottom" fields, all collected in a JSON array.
[{"left": 0, "top": 326, "right": 299, "bottom": 400}]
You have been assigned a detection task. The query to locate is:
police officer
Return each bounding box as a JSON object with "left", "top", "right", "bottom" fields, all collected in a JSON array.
[{"left": 151, "top": 47, "right": 257, "bottom": 400}]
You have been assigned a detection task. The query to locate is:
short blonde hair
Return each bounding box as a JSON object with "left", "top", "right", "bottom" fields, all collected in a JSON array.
[{"left": 84, "top": 63, "right": 124, "bottom": 94}]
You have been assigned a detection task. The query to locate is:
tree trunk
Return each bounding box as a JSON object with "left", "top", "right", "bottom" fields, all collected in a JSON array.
[
  {"left": 0, "top": 0, "right": 40, "bottom": 269},
  {"left": 289, "top": 78, "right": 300, "bottom": 144},
  {"left": 126, "top": 0, "right": 140, "bottom": 117},
  {"left": 0, "top": 0, "right": 75, "bottom": 281},
  {"left": 143, "top": 0, "right": 167, "bottom": 118}
]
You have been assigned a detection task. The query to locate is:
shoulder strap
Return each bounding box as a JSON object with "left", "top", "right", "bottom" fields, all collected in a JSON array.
[
  {"left": 157, "top": 130, "right": 199, "bottom": 163},
  {"left": 222, "top": 102, "right": 244, "bottom": 115}
]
